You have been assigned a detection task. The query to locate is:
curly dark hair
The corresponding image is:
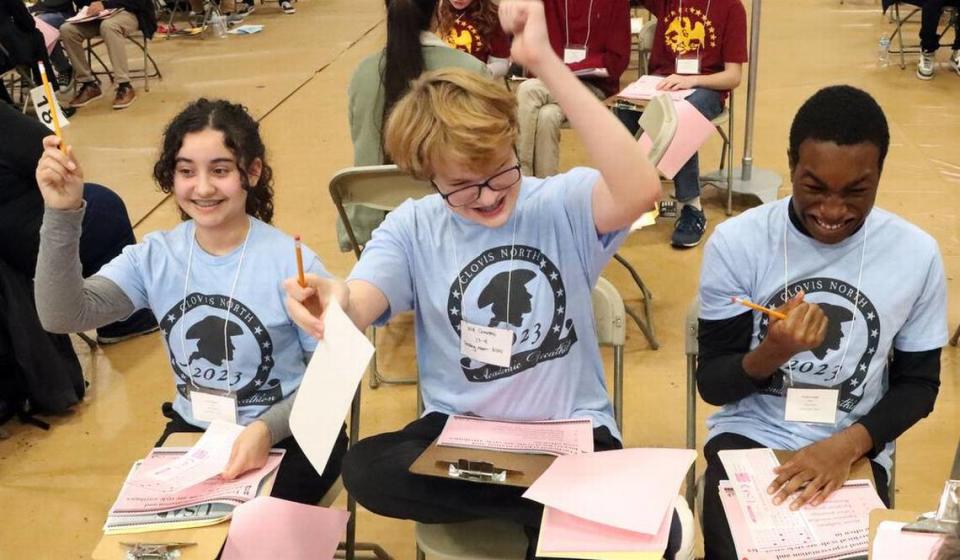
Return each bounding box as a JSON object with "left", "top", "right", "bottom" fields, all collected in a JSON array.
[
  {"left": 788, "top": 85, "right": 890, "bottom": 173},
  {"left": 436, "top": 0, "right": 500, "bottom": 45},
  {"left": 153, "top": 98, "right": 275, "bottom": 224}
]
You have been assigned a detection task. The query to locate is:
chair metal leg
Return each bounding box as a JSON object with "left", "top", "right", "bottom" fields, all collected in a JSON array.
[
  {"left": 613, "top": 253, "right": 659, "bottom": 350},
  {"left": 726, "top": 94, "right": 735, "bottom": 216},
  {"left": 685, "top": 354, "right": 697, "bottom": 508},
  {"left": 951, "top": 323, "right": 960, "bottom": 346},
  {"left": 613, "top": 345, "right": 624, "bottom": 431},
  {"left": 77, "top": 332, "right": 99, "bottom": 350},
  {"left": 368, "top": 325, "right": 417, "bottom": 389}
]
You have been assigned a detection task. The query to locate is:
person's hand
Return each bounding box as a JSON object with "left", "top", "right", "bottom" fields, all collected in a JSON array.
[
  {"left": 762, "top": 291, "right": 828, "bottom": 359},
  {"left": 283, "top": 274, "right": 349, "bottom": 339},
  {"left": 499, "top": 0, "right": 557, "bottom": 72},
  {"left": 88, "top": 1, "right": 105, "bottom": 15},
  {"left": 221, "top": 421, "right": 271, "bottom": 480},
  {"left": 655, "top": 74, "right": 699, "bottom": 91},
  {"left": 35, "top": 135, "right": 84, "bottom": 211},
  {"left": 768, "top": 433, "right": 860, "bottom": 509}
]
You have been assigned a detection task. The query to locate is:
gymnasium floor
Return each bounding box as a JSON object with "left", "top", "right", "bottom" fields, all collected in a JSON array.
[{"left": 0, "top": 0, "right": 957, "bottom": 557}]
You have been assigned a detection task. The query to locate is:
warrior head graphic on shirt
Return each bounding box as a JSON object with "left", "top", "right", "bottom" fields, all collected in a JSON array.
[
  {"left": 757, "top": 278, "right": 881, "bottom": 412},
  {"left": 160, "top": 293, "right": 283, "bottom": 406},
  {"left": 448, "top": 245, "right": 578, "bottom": 382},
  {"left": 663, "top": 6, "right": 718, "bottom": 55}
]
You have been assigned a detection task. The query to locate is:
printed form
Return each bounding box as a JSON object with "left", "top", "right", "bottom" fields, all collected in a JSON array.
[{"left": 436, "top": 416, "right": 594, "bottom": 456}]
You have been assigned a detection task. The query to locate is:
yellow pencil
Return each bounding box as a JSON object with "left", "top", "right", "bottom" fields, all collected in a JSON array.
[
  {"left": 732, "top": 297, "right": 787, "bottom": 320},
  {"left": 37, "top": 61, "right": 66, "bottom": 154},
  {"left": 294, "top": 234, "right": 306, "bottom": 287}
]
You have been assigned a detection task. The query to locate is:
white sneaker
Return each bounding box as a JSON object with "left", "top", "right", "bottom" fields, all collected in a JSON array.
[
  {"left": 917, "top": 51, "right": 935, "bottom": 80},
  {"left": 280, "top": 0, "right": 295, "bottom": 13},
  {"left": 950, "top": 49, "right": 960, "bottom": 76}
]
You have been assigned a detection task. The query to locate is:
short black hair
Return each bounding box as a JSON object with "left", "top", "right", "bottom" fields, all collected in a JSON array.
[{"left": 788, "top": 85, "right": 889, "bottom": 171}]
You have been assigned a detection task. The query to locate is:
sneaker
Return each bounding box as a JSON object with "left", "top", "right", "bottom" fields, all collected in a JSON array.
[
  {"left": 917, "top": 51, "right": 935, "bottom": 80},
  {"left": 950, "top": 49, "right": 960, "bottom": 76},
  {"left": 57, "top": 67, "right": 74, "bottom": 93},
  {"left": 70, "top": 81, "right": 102, "bottom": 107},
  {"left": 671, "top": 204, "right": 707, "bottom": 248},
  {"left": 113, "top": 83, "right": 136, "bottom": 109},
  {"left": 280, "top": 0, "right": 295, "bottom": 14},
  {"left": 236, "top": 2, "right": 254, "bottom": 15}
]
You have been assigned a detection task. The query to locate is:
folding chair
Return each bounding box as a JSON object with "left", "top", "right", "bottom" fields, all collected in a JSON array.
[
  {"left": 700, "top": 90, "right": 736, "bottom": 216},
  {"left": 884, "top": 1, "right": 960, "bottom": 69},
  {"left": 414, "top": 277, "right": 631, "bottom": 560},
  {"left": 84, "top": 31, "right": 162, "bottom": 92},
  {"left": 329, "top": 165, "right": 435, "bottom": 388},
  {"left": 0, "top": 44, "right": 39, "bottom": 113}
]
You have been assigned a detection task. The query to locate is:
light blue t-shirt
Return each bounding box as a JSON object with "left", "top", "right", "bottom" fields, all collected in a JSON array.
[
  {"left": 97, "top": 217, "right": 328, "bottom": 428},
  {"left": 349, "top": 167, "right": 627, "bottom": 440},
  {"left": 699, "top": 197, "right": 947, "bottom": 471}
]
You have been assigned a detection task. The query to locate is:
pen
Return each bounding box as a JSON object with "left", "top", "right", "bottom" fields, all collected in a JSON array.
[{"left": 732, "top": 297, "right": 787, "bottom": 321}]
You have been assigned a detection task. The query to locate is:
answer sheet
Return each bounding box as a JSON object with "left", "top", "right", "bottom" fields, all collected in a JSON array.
[
  {"left": 137, "top": 420, "right": 245, "bottom": 492},
  {"left": 436, "top": 416, "right": 594, "bottom": 456}
]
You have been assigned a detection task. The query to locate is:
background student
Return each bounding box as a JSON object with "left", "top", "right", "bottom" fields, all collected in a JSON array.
[
  {"left": 436, "top": 0, "right": 511, "bottom": 77},
  {"left": 285, "top": 2, "right": 679, "bottom": 557},
  {"left": 33, "top": 98, "right": 346, "bottom": 504}
]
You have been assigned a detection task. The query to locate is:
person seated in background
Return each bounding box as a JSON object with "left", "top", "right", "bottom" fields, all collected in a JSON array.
[
  {"left": 341, "top": 0, "right": 488, "bottom": 252},
  {"left": 915, "top": 0, "right": 960, "bottom": 80},
  {"left": 285, "top": 2, "right": 675, "bottom": 556},
  {"left": 436, "top": 0, "right": 511, "bottom": 77},
  {"left": 59, "top": 0, "right": 157, "bottom": 110},
  {"left": 0, "top": 0, "right": 60, "bottom": 104},
  {"left": 28, "top": 0, "right": 77, "bottom": 91},
  {"left": 617, "top": 0, "right": 747, "bottom": 248},
  {"left": 696, "top": 85, "right": 946, "bottom": 559},
  {"left": 516, "top": 0, "right": 630, "bottom": 179}
]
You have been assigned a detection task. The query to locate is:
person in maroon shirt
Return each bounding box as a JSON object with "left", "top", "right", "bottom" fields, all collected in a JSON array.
[
  {"left": 516, "top": 0, "right": 631, "bottom": 178},
  {"left": 619, "top": 0, "right": 747, "bottom": 248},
  {"left": 437, "top": 0, "right": 512, "bottom": 77}
]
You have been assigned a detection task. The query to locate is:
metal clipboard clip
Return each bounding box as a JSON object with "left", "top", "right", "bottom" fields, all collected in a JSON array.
[
  {"left": 119, "top": 542, "right": 196, "bottom": 560},
  {"left": 447, "top": 459, "right": 508, "bottom": 483}
]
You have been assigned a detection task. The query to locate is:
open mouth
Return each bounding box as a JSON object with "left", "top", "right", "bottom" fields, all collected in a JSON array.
[
  {"left": 471, "top": 195, "right": 506, "bottom": 217},
  {"left": 809, "top": 215, "right": 853, "bottom": 233},
  {"left": 192, "top": 199, "right": 225, "bottom": 210}
]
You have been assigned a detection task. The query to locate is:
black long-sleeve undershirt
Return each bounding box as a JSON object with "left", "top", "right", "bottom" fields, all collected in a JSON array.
[{"left": 696, "top": 310, "right": 941, "bottom": 456}]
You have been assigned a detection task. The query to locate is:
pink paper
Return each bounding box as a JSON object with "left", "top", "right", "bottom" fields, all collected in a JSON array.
[
  {"left": 33, "top": 17, "right": 59, "bottom": 55},
  {"left": 437, "top": 416, "right": 594, "bottom": 456},
  {"left": 523, "top": 448, "right": 696, "bottom": 535},
  {"left": 538, "top": 500, "right": 673, "bottom": 554},
  {"left": 617, "top": 75, "right": 695, "bottom": 101},
  {"left": 222, "top": 497, "right": 350, "bottom": 560},
  {"left": 872, "top": 521, "right": 945, "bottom": 560},
  {"left": 639, "top": 99, "right": 717, "bottom": 179}
]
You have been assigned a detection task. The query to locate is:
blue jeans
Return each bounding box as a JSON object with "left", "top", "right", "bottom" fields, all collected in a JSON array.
[
  {"left": 32, "top": 11, "right": 73, "bottom": 75},
  {"left": 615, "top": 87, "right": 725, "bottom": 203}
]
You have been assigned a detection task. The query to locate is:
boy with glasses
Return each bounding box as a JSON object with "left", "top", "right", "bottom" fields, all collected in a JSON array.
[{"left": 283, "top": 2, "right": 676, "bottom": 556}]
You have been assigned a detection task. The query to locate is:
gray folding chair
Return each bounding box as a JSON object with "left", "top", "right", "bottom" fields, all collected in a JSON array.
[
  {"left": 329, "top": 165, "right": 435, "bottom": 388},
  {"left": 414, "top": 277, "right": 628, "bottom": 560},
  {"left": 83, "top": 31, "right": 162, "bottom": 92}
]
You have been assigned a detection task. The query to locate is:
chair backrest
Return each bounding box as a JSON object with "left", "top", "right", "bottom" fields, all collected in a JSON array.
[
  {"left": 329, "top": 164, "right": 435, "bottom": 258},
  {"left": 637, "top": 93, "right": 679, "bottom": 166},
  {"left": 591, "top": 276, "right": 627, "bottom": 347}
]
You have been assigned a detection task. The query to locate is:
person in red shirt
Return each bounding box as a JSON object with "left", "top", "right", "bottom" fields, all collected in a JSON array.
[
  {"left": 436, "top": 0, "right": 512, "bottom": 77},
  {"left": 620, "top": 0, "right": 747, "bottom": 248},
  {"left": 516, "top": 0, "right": 631, "bottom": 178}
]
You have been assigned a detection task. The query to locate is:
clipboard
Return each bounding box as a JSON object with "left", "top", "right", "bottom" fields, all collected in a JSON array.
[{"left": 409, "top": 438, "right": 556, "bottom": 488}]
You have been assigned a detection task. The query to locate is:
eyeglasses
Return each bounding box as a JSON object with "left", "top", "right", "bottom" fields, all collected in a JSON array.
[{"left": 431, "top": 165, "right": 522, "bottom": 208}]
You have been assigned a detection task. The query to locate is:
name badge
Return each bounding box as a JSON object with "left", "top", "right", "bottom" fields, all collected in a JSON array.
[
  {"left": 460, "top": 320, "right": 513, "bottom": 368},
  {"left": 675, "top": 55, "right": 700, "bottom": 75},
  {"left": 190, "top": 386, "right": 238, "bottom": 424},
  {"left": 564, "top": 46, "right": 587, "bottom": 64},
  {"left": 784, "top": 388, "right": 839, "bottom": 425}
]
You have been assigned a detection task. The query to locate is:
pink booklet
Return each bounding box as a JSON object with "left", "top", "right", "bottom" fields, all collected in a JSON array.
[
  {"left": 638, "top": 98, "right": 717, "bottom": 180},
  {"left": 222, "top": 497, "right": 350, "bottom": 560},
  {"left": 537, "top": 499, "right": 674, "bottom": 556},
  {"left": 618, "top": 75, "right": 695, "bottom": 101},
  {"left": 436, "top": 416, "right": 594, "bottom": 456},
  {"left": 108, "top": 448, "right": 284, "bottom": 515}
]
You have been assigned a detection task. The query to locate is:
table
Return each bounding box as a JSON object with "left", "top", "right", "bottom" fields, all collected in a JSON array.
[{"left": 91, "top": 432, "right": 277, "bottom": 560}]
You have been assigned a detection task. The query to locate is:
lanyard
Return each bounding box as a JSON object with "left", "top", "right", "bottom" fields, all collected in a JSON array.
[
  {"left": 564, "top": 0, "right": 595, "bottom": 48},
  {"left": 676, "top": 0, "right": 712, "bottom": 55},
  {"left": 180, "top": 218, "right": 252, "bottom": 395}
]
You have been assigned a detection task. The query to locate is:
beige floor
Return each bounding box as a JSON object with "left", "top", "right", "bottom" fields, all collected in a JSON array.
[{"left": 1, "top": 0, "right": 958, "bottom": 558}]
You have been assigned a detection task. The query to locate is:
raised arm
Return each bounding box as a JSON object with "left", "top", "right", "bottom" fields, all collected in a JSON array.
[{"left": 500, "top": 0, "right": 660, "bottom": 234}]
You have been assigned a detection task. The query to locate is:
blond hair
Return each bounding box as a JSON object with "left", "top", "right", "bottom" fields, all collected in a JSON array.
[{"left": 384, "top": 68, "right": 518, "bottom": 179}]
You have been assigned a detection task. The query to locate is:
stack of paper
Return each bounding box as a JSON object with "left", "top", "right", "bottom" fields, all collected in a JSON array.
[
  {"left": 103, "top": 447, "right": 283, "bottom": 535},
  {"left": 524, "top": 448, "right": 697, "bottom": 558},
  {"left": 617, "top": 75, "right": 695, "bottom": 102},
  {"left": 872, "top": 521, "right": 945, "bottom": 560},
  {"left": 718, "top": 448, "right": 887, "bottom": 559},
  {"left": 436, "top": 416, "right": 594, "bottom": 456}
]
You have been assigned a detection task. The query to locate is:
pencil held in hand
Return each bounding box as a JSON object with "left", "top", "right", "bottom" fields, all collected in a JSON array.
[
  {"left": 732, "top": 297, "right": 787, "bottom": 320},
  {"left": 294, "top": 235, "right": 322, "bottom": 317}
]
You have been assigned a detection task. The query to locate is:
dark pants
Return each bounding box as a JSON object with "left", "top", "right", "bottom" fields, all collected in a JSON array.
[
  {"left": 702, "top": 432, "right": 890, "bottom": 560},
  {"left": 921, "top": 0, "right": 960, "bottom": 52},
  {"left": 342, "top": 412, "right": 681, "bottom": 559},
  {"left": 614, "top": 87, "right": 725, "bottom": 203},
  {"left": 155, "top": 402, "right": 348, "bottom": 505}
]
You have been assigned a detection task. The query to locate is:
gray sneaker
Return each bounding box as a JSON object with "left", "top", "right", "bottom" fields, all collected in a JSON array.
[
  {"left": 917, "top": 51, "right": 935, "bottom": 80},
  {"left": 950, "top": 49, "right": 960, "bottom": 76}
]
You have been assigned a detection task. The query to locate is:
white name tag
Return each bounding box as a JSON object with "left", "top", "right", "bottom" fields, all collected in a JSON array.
[
  {"left": 29, "top": 85, "right": 70, "bottom": 132},
  {"left": 190, "top": 387, "right": 238, "bottom": 424},
  {"left": 564, "top": 47, "right": 587, "bottom": 64},
  {"left": 784, "top": 388, "right": 839, "bottom": 425},
  {"left": 675, "top": 56, "right": 700, "bottom": 75},
  {"left": 460, "top": 320, "right": 513, "bottom": 368}
]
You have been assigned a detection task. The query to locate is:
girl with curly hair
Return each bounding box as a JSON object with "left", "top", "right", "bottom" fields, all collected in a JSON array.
[{"left": 436, "top": 0, "right": 511, "bottom": 77}]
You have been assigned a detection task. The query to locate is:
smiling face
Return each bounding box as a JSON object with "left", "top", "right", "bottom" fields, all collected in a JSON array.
[
  {"left": 448, "top": 0, "right": 474, "bottom": 10},
  {"left": 789, "top": 139, "right": 881, "bottom": 244},
  {"left": 172, "top": 128, "right": 261, "bottom": 233},
  {"left": 432, "top": 145, "right": 521, "bottom": 228}
]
